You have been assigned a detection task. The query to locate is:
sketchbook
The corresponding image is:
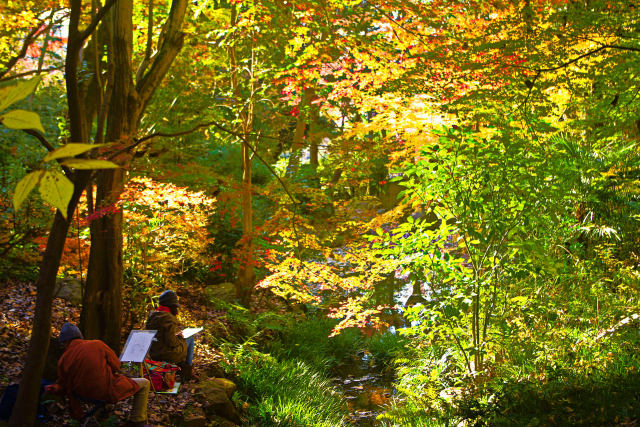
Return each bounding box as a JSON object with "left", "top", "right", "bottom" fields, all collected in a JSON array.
[
  {"left": 181, "top": 327, "right": 203, "bottom": 339},
  {"left": 120, "top": 330, "right": 157, "bottom": 363}
]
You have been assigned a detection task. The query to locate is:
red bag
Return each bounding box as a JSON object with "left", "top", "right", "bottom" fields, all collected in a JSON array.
[
  {"left": 144, "top": 359, "right": 179, "bottom": 391},
  {"left": 145, "top": 370, "right": 165, "bottom": 391}
]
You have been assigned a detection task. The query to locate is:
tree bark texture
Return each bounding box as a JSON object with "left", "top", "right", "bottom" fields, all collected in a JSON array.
[
  {"left": 81, "top": 0, "right": 133, "bottom": 352},
  {"left": 81, "top": 0, "right": 187, "bottom": 349}
]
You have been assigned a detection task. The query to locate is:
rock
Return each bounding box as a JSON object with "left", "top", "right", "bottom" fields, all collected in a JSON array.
[
  {"left": 206, "top": 364, "right": 226, "bottom": 379},
  {"left": 379, "top": 182, "right": 404, "bottom": 210},
  {"left": 180, "top": 405, "right": 207, "bottom": 427},
  {"left": 208, "top": 415, "right": 239, "bottom": 427},
  {"left": 206, "top": 282, "right": 236, "bottom": 302},
  {"left": 54, "top": 277, "right": 82, "bottom": 305},
  {"left": 196, "top": 377, "right": 236, "bottom": 399},
  {"left": 193, "top": 378, "right": 240, "bottom": 424}
]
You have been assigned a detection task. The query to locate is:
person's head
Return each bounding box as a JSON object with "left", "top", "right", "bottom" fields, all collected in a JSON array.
[
  {"left": 159, "top": 290, "right": 180, "bottom": 316},
  {"left": 58, "top": 322, "right": 83, "bottom": 349}
]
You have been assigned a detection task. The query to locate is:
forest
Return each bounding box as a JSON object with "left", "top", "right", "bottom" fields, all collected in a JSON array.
[{"left": 1, "top": 0, "right": 640, "bottom": 425}]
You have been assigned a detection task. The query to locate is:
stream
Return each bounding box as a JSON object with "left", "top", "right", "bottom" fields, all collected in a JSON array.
[
  {"left": 331, "top": 273, "right": 422, "bottom": 425},
  {"left": 333, "top": 351, "right": 395, "bottom": 425}
]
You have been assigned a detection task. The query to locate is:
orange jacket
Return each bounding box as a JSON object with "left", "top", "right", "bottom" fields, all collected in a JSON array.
[{"left": 56, "top": 339, "right": 139, "bottom": 403}]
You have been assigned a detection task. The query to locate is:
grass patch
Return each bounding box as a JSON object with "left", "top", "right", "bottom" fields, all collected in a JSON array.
[
  {"left": 366, "top": 332, "right": 409, "bottom": 366},
  {"left": 265, "top": 315, "right": 363, "bottom": 369},
  {"left": 224, "top": 347, "right": 347, "bottom": 426}
]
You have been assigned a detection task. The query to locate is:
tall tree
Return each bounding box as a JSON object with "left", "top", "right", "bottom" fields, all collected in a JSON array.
[
  {"left": 80, "top": 0, "right": 188, "bottom": 350},
  {"left": 9, "top": 0, "right": 188, "bottom": 424}
]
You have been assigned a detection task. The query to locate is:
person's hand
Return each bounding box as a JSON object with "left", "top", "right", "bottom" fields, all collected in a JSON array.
[{"left": 176, "top": 331, "right": 184, "bottom": 338}]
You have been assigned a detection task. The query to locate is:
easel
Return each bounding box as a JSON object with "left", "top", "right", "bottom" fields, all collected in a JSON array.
[{"left": 119, "top": 330, "right": 159, "bottom": 393}]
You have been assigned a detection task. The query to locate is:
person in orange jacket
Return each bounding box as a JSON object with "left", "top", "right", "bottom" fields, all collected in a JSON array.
[{"left": 45, "top": 323, "right": 150, "bottom": 426}]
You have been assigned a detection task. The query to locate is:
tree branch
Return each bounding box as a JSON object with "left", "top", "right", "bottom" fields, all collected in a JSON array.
[
  {"left": 134, "top": 119, "right": 280, "bottom": 145},
  {"left": 79, "top": 0, "right": 119, "bottom": 43},
  {"left": 22, "top": 129, "right": 73, "bottom": 177},
  {"left": 136, "top": 0, "right": 155, "bottom": 82},
  {"left": 534, "top": 46, "right": 608, "bottom": 73},
  {"left": 136, "top": 0, "right": 188, "bottom": 113},
  {"left": 0, "top": 67, "right": 62, "bottom": 83},
  {"left": 22, "top": 129, "right": 55, "bottom": 152}
]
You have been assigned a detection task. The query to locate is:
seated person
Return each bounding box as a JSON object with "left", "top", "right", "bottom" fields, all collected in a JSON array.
[
  {"left": 145, "top": 290, "right": 198, "bottom": 381},
  {"left": 45, "top": 323, "right": 150, "bottom": 427}
]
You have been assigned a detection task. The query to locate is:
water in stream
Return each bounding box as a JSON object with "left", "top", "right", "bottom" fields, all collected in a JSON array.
[
  {"left": 333, "top": 350, "right": 396, "bottom": 425},
  {"left": 332, "top": 274, "right": 423, "bottom": 425}
]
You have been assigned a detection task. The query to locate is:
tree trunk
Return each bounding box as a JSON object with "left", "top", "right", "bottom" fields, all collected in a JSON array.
[
  {"left": 80, "top": 0, "right": 186, "bottom": 348},
  {"left": 81, "top": 170, "right": 125, "bottom": 350},
  {"left": 11, "top": 0, "right": 187, "bottom": 422},
  {"left": 81, "top": 0, "right": 133, "bottom": 351},
  {"left": 9, "top": 188, "right": 86, "bottom": 425},
  {"left": 229, "top": 8, "right": 256, "bottom": 307},
  {"left": 9, "top": 0, "right": 99, "bottom": 421},
  {"left": 236, "top": 136, "right": 255, "bottom": 306}
]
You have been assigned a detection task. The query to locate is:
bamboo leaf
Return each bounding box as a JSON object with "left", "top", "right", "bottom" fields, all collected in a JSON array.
[
  {"left": 38, "top": 171, "right": 74, "bottom": 219},
  {"left": 12, "top": 170, "right": 44, "bottom": 211},
  {"left": 0, "top": 110, "right": 45, "bottom": 133}
]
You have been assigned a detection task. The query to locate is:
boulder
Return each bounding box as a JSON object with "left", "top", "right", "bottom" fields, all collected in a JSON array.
[
  {"left": 208, "top": 415, "right": 239, "bottom": 427},
  {"left": 54, "top": 277, "right": 82, "bottom": 305},
  {"left": 192, "top": 378, "right": 240, "bottom": 424},
  {"left": 379, "top": 182, "right": 404, "bottom": 210},
  {"left": 180, "top": 405, "right": 207, "bottom": 427},
  {"left": 206, "top": 364, "right": 227, "bottom": 379}
]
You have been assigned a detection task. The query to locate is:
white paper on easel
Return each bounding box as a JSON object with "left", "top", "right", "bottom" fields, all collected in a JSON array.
[
  {"left": 120, "top": 330, "right": 157, "bottom": 363},
  {"left": 181, "top": 327, "right": 203, "bottom": 339}
]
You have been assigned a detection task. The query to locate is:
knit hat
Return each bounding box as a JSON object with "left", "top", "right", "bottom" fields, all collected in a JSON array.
[
  {"left": 59, "top": 322, "right": 83, "bottom": 344},
  {"left": 158, "top": 290, "right": 180, "bottom": 307}
]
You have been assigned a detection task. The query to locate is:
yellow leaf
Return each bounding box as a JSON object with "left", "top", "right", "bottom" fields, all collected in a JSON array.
[
  {"left": 13, "top": 170, "right": 44, "bottom": 211},
  {"left": 61, "top": 159, "right": 120, "bottom": 169},
  {"left": 44, "top": 143, "right": 104, "bottom": 162},
  {"left": 0, "top": 109, "right": 45, "bottom": 133},
  {"left": 39, "top": 171, "right": 74, "bottom": 219},
  {"left": 0, "top": 76, "right": 41, "bottom": 111}
]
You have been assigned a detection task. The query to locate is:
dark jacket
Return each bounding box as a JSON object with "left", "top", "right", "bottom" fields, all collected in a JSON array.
[
  {"left": 56, "top": 339, "right": 139, "bottom": 403},
  {"left": 145, "top": 310, "right": 187, "bottom": 364}
]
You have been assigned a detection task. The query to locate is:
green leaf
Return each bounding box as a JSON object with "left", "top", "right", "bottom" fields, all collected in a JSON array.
[
  {"left": 61, "top": 159, "right": 120, "bottom": 169},
  {"left": 43, "top": 143, "right": 103, "bottom": 162},
  {"left": 38, "top": 171, "right": 74, "bottom": 219},
  {"left": 0, "top": 110, "right": 45, "bottom": 133},
  {"left": 13, "top": 170, "right": 44, "bottom": 211},
  {"left": 0, "top": 76, "right": 41, "bottom": 111}
]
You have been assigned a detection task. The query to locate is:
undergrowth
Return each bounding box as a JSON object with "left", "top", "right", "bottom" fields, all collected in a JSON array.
[{"left": 222, "top": 345, "right": 347, "bottom": 426}]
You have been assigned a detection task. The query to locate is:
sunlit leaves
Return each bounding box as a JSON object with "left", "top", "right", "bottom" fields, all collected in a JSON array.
[
  {"left": 12, "top": 170, "right": 44, "bottom": 211},
  {"left": 43, "top": 143, "right": 102, "bottom": 162},
  {"left": 0, "top": 76, "right": 41, "bottom": 111},
  {"left": 60, "top": 159, "right": 119, "bottom": 169},
  {"left": 0, "top": 109, "right": 45, "bottom": 133},
  {"left": 38, "top": 170, "right": 73, "bottom": 219}
]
